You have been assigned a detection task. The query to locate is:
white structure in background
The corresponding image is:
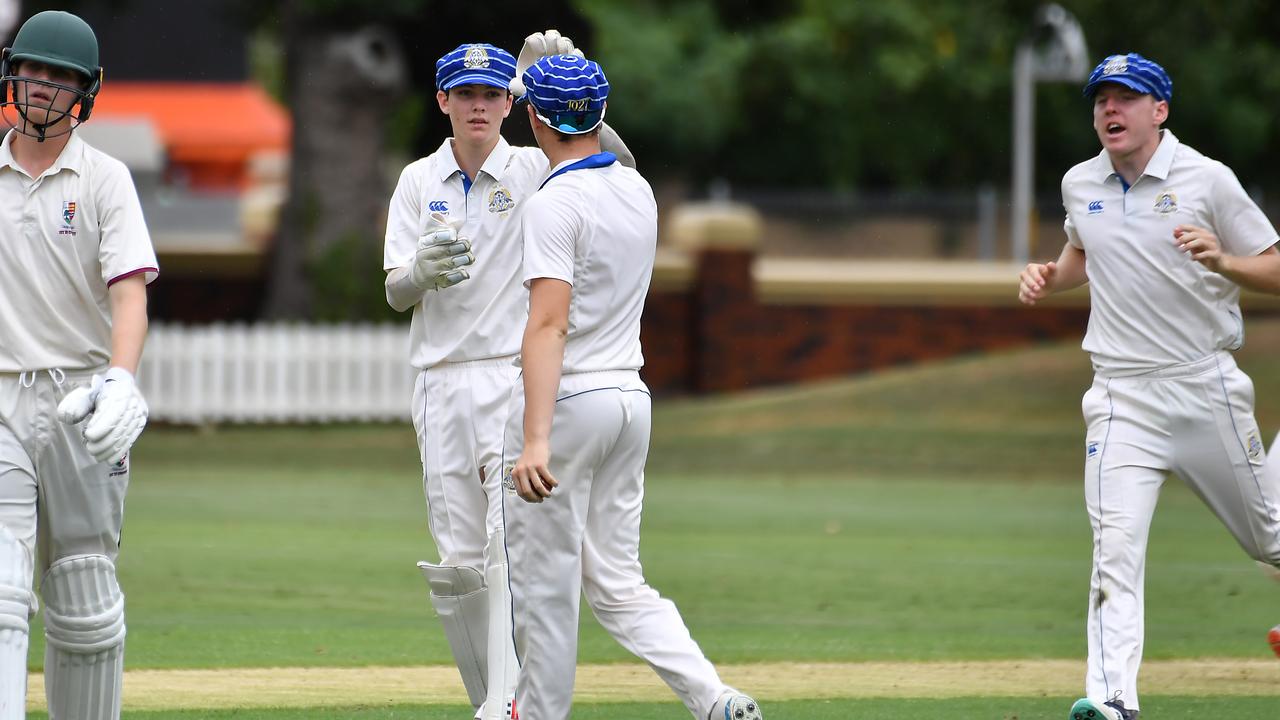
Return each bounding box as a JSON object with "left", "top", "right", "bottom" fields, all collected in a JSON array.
[
  {"left": 139, "top": 324, "right": 414, "bottom": 423},
  {"left": 1011, "top": 4, "right": 1088, "bottom": 264}
]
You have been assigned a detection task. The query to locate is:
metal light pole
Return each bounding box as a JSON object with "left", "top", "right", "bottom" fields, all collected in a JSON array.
[{"left": 1011, "top": 4, "right": 1088, "bottom": 264}]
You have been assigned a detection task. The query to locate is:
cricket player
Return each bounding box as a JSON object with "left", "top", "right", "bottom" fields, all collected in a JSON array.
[
  {"left": 382, "top": 33, "right": 633, "bottom": 720},
  {"left": 0, "top": 10, "right": 157, "bottom": 720},
  {"left": 1017, "top": 53, "right": 1280, "bottom": 720},
  {"left": 500, "top": 53, "right": 762, "bottom": 720}
]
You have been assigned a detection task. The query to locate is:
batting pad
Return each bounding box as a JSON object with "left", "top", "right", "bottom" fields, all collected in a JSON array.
[
  {"left": 0, "top": 525, "right": 32, "bottom": 720},
  {"left": 482, "top": 532, "right": 518, "bottom": 720},
  {"left": 41, "top": 554, "right": 126, "bottom": 720},
  {"left": 418, "top": 561, "right": 490, "bottom": 708}
]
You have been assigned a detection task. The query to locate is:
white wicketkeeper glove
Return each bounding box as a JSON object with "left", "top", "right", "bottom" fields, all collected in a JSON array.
[
  {"left": 57, "top": 367, "right": 149, "bottom": 466},
  {"left": 509, "top": 29, "right": 584, "bottom": 97},
  {"left": 412, "top": 212, "right": 475, "bottom": 291}
]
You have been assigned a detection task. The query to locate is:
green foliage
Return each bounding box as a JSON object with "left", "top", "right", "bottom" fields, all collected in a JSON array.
[
  {"left": 306, "top": 229, "right": 402, "bottom": 322},
  {"left": 576, "top": 0, "right": 1280, "bottom": 191}
]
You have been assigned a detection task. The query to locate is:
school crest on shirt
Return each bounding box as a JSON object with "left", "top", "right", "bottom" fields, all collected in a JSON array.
[
  {"left": 1153, "top": 191, "right": 1178, "bottom": 215},
  {"left": 488, "top": 185, "right": 516, "bottom": 214},
  {"left": 59, "top": 200, "right": 77, "bottom": 236},
  {"left": 463, "top": 45, "right": 490, "bottom": 69}
]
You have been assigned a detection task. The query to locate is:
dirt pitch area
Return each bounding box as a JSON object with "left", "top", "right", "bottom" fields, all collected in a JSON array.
[{"left": 24, "top": 659, "right": 1280, "bottom": 711}]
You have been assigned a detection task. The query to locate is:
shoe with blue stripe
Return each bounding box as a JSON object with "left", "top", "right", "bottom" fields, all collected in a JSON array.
[{"left": 708, "top": 690, "right": 761, "bottom": 720}]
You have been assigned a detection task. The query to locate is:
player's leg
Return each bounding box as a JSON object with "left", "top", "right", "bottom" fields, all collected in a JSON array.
[
  {"left": 1174, "top": 362, "right": 1280, "bottom": 570},
  {"left": 501, "top": 383, "right": 613, "bottom": 720},
  {"left": 0, "top": 415, "right": 39, "bottom": 720},
  {"left": 577, "top": 387, "right": 733, "bottom": 719},
  {"left": 1077, "top": 377, "right": 1167, "bottom": 717},
  {"left": 412, "top": 368, "right": 493, "bottom": 710},
  {"left": 38, "top": 375, "right": 130, "bottom": 720}
]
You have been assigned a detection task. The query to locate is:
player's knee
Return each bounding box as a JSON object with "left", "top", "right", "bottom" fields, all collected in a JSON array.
[
  {"left": 582, "top": 572, "right": 661, "bottom": 615},
  {"left": 41, "top": 554, "right": 126, "bottom": 654},
  {"left": 0, "top": 524, "right": 35, "bottom": 632}
]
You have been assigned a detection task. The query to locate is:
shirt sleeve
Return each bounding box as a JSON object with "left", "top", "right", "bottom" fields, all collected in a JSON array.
[
  {"left": 96, "top": 158, "right": 158, "bottom": 286},
  {"left": 1062, "top": 176, "right": 1083, "bottom": 250},
  {"left": 384, "top": 163, "right": 422, "bottom": 271},
  {"left": 1208, "top": 163, "right": 1280, "bottom": 257},
  {"left": 521, "top": 187, "right": 581, "bottom": 288}
]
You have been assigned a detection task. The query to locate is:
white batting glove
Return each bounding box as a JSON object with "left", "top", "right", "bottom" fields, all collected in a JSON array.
[
  {"left": 56, "top": 374, "right": 104, "bottom": 425},
  {"left": 70, "top": 368, "right": 148, "bottom": 466},
  {"left": 412, "top": 212, "right": 475, "bottom": 290},
  {"left": 509, "top": 29, "right": 584, "bottom": 97}
]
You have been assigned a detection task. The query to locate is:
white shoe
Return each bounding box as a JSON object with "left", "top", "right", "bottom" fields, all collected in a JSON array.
[{"left": 708, "top": 690, "right": 762, "bottom": 720}]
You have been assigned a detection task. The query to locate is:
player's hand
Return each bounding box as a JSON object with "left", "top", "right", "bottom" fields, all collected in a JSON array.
[
  {"left": 1175, "top": 224, "right": 1229, "bottom": 274},
  {"left": 57, "top": 374, "right": 105, "bottom": 425},
  {"left": 511, "top": 440, "right": 558, "bottom": 503},
  {"left": 1018, "top": 261, "right": 1058, "bottom": 305},
  {"left": 412, "top": 212, "right": 475, "bottom": 290},
  {"left": 509, "top": 29, "right": 583, "bottom": 97},
  {"left": 74, "top": 368, "right": 149, "bottom": 466}
]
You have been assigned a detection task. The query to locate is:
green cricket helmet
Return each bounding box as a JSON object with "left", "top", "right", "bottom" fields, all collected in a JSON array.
[{"left": 1, "top": 11, "right": 103, "bottom": 141}]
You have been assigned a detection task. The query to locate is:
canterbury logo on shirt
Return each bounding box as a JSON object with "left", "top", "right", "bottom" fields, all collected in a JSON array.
[{"left": 428, "top": 200, "right": 449, "bottom": 212}]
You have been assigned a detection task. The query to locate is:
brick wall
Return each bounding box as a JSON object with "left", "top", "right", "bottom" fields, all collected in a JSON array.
[{"left": 639, "top": 240, "right": 1279, "bottom": 396}]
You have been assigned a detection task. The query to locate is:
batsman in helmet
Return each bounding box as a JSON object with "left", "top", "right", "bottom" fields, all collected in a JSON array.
[{"left": 0, "top": 10, "right": 158, "bottom": 719}]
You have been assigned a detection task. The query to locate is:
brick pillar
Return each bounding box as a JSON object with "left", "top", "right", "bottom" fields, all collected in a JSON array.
[{"left": 667, "top": 203, "right": 763, "bottom": 393}]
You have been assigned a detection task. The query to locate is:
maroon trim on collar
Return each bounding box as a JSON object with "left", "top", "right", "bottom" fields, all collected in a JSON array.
[{"left": 107, "top": 266, "right": 158, "bottom": 286}]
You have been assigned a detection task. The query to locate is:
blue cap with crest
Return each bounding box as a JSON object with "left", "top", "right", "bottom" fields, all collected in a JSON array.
[
  {"left": 1083, "top": 53, "right": 1172, "bottom": 102},
  {"left": 435, "top": 43, "right": 516, "bottom": 91}
]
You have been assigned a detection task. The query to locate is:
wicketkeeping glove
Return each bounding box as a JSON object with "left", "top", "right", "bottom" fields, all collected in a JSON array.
[
  {"left": 57, "top": 367, "right": 149, "bottom": 466},
  {"left": 412, "top": 212, "right": 475, "bottom": 291},
  {"left": 509, "top": 29, "right": 583, "bottom": 97}
]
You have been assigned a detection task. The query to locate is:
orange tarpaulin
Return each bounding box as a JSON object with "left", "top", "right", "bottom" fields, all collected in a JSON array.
[{"left": 91, "top": 82, "right": 290, "bottom": 189}]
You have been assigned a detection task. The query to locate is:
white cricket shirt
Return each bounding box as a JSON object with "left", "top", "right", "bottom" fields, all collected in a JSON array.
[
  {"left": 0, "top": 130, "right": 158, "bottom": 373},
  {"left": 1062, "top": 130, "right": 1278, "bottom": 375},
  {"left": 521, "top": 153, "right": 655, "bottom": 374},
  {"left": 385, "top": 137, "right": 548, "bottom": 369}
]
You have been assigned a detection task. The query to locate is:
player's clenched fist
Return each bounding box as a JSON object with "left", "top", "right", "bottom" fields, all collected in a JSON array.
[
  {"left": 511, "top": 440, "right": 558, "bottom": 503},
  {"left": 57, "top": 367, "right": 149, "bottom": 466},
  {"left": 1018, "top": 260, "right": 1059, "bottom": 305},
  {"left": 412, "top": 212, "right": 475, "bottom": 290}
]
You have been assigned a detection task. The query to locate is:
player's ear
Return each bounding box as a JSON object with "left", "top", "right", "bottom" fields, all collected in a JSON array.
[
  {"left": 502, "top": 92, "right": 512, "bottom": 118},
  {"left": 1154, "top": 99, "right": 1169, "bottom": 126},
  {"left": 436, "top": 90, "right": 449, "bottom": 115}
]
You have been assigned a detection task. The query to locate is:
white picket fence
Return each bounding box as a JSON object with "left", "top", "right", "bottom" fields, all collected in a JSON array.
[{"left": 139, "top": 323, "right": 415, "bottom": 423}]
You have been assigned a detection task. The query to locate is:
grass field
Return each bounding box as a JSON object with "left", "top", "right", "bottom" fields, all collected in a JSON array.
[{"left": 20, "top": 320, "right": 1280, "bottom": 718}]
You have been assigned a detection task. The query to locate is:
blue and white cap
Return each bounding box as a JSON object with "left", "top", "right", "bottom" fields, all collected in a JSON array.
[
  {"left": 435, "top": 43, "right": 517, "bottom": 91},
  {"left": 1083, "top": 53, "right": 1172, "bottom": 102},
  {"left": 522, "top": 54, "right": 610, "bottom": 135}
]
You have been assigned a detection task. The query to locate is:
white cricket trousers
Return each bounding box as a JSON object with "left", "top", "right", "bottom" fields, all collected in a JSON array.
[
  {"left": 413, "top": 358, "right": 519, "bottom": 572},
  {"left": 0, "top": 370, "right": 129, "bottom": 720},
  {"left": 1081, "top": 351, "right": 1280, "bottom": 710},
  {"left": 501, "top": 370, "right": 725, "bottom": 720}
]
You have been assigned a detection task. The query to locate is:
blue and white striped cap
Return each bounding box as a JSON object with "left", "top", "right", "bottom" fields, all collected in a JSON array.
[
  {"left": 523, "top": 54, "right": 610, "bottom": 135},
  {"left": 435, "top": 43, "right": 516, "bottom": 91},
  {"left": 1083, "top": 53, "right": 1172, "bottom": 102}
]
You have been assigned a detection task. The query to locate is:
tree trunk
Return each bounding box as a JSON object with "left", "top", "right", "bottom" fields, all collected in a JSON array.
[{"left": 263, "top": 7, "right": 406, "bottom": 319}]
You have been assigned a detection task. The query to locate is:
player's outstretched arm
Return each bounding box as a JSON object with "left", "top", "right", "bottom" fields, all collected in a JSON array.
[
  {"left": 1176, "top": 227, "right": 1280, "bottom": 295},
  {"left": 511, "top": 278, "right": 570, "bottom": 504},
  {"left": 1019, "top": 242, "right": 1087, "bottom": 306}
]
